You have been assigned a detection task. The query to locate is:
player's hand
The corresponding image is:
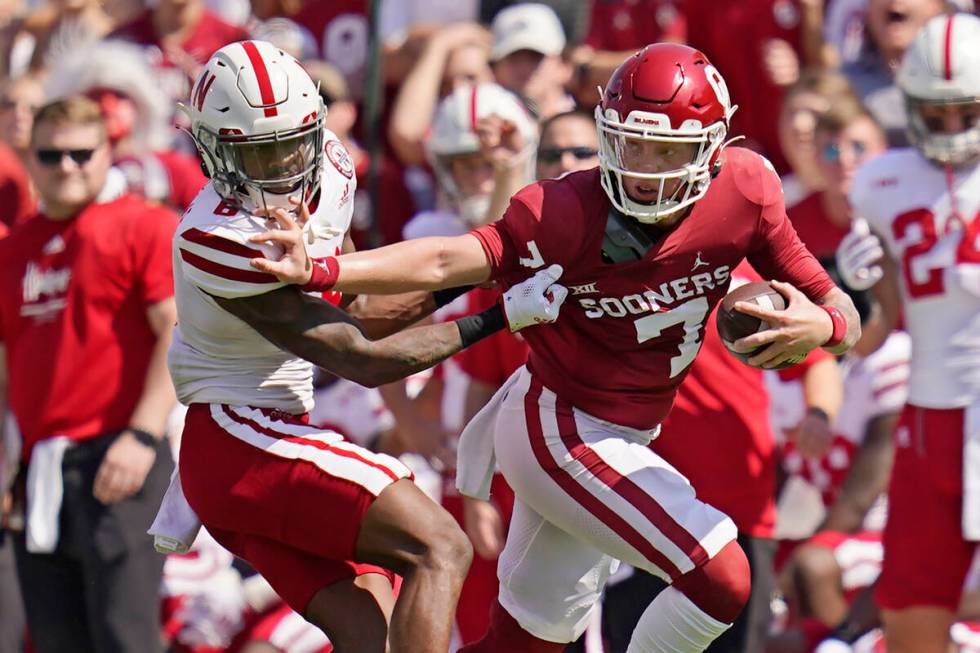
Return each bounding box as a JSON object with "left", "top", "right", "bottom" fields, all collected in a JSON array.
[
  {"left": 732, "top": 281, "right": 833, "bottom": 368},
  {"left": 501, "top": 264, "right": 568, "bottom": 332},
  {"left": 836, "top": 218, "right": 884, "bottom": 291},
  {"left": 248, "top": 200, "right": 314, "bottom": 285},
  {"left": 93, "top": 431, "right": 157, "bottom": 505},
  {"left": 462, "top": 496, "right": 505, "bottom": 560}
]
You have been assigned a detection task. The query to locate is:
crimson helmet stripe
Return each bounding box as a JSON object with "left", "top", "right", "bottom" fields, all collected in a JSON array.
[
  {"left": 943, "top": 14, "right": 954, "bottom": 81},
  {"left": 241, "top": 41, "right": 279, "bottom": 117},
  {"left": 469, "top": 84, "right": 479, "bottom": 132},
  {"left": 191, "top": 72, "right": 209, "bottom": 111},
  {"left": 197, "top": 74, "right": 216, "bottom": 112}
]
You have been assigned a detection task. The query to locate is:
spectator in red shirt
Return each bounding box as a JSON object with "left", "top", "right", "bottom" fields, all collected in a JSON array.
[
  {"left": 684, "top": 0, "right": 811, "bottom": 173},
  {"left": 789, "top": 96, "right": 888, "bottom": 259},
  {"left": 0, "top": 96, "right": 178, "bottom": 653},
  {"left": 110, "top": 0, "right": 250, "bottom": 112},
  {"left": 568, "top": 0, "right": 686, "bottom": 107},
  {"left": 307, "top": 60, "right": 419, "bottom": 248}
]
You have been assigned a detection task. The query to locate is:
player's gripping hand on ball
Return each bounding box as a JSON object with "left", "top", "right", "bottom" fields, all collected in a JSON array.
[{"left": 731, "top": 280, "right": 836, "bottom": 368}]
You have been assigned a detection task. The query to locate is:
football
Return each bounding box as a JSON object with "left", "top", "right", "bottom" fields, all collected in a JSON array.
[{"left": 716, "top": 281, "right": 805, "bottom": 369}]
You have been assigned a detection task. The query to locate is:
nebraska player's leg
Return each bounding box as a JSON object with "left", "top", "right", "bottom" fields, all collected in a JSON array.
[
  {"left": 179, "top": 404, "right": 471, "bottom": 653},
  {"left": 354, "top": 477, "right": 473, "bottom": 652},
  {"left": 876, "top": 405, "right": 977, "bottom": 653},
  {"left": 463, "top": 370, "right": 748, "bottom": 652}
]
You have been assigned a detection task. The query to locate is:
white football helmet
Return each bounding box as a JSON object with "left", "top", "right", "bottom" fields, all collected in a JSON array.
[
  {"left": 186, "top": 40, "right": 324, "bottom": 213},
  {"left": 897, "top": 13, "right": 980, "bottom": 167},
  {"left": 427, "top": 82, "right": 537, "bottom": 225}
]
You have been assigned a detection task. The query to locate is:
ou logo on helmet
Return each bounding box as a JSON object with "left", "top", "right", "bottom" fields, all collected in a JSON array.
[{"left": 704, "top": 65, "right": 734, "bottom": 120}]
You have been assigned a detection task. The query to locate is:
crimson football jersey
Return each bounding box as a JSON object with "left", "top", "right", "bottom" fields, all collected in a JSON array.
[{"left": 472, "top": 147, "right": 835, "bottom": 430}]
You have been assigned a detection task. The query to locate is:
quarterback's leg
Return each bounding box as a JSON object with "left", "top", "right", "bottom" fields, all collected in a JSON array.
[
  {"left": 471, "top": 370, "right": 748, "bottom": 652},
  {"left": 876, "top": 404, "right": 976, "bottom": 653}
]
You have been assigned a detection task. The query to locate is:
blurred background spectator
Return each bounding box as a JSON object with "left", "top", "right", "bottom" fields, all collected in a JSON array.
[{"left": 0, "top": 1, "right": 976, "bottom": 651}]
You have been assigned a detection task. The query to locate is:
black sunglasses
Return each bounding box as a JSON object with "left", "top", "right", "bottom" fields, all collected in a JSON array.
[
  {"left": 35, "top": 148, "right": 96, "bottom": 166},
  {"left": 537, "top": 146, "right": 598, "bottom": 164}
]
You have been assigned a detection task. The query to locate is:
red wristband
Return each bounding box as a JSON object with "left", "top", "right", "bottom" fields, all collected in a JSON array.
[
  {"left": 300, "top": 256, "right": 340, "bottom": 292},
  {"left": 819, "top": 305, "right": 847, "bottom": 347}
]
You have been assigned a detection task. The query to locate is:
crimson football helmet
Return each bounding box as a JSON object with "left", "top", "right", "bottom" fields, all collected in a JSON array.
[{"left": 596, "top": 43, "right": 736, "bottom": 224}]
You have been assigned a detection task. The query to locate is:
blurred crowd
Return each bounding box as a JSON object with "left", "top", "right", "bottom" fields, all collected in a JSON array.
[{"left": 0, "top": 0, "right": 977, "bottom": 652}]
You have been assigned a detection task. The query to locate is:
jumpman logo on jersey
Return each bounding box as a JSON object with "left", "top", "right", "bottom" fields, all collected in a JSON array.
[{"left": 691, "top": 251, "right": 709, "bottom": 271}]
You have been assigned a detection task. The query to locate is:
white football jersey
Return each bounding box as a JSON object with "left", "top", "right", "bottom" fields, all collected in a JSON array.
[
  {"left": 769, "top": 332, "right": 910, "bottom": 530},
  {"left": 850, "top": 148, "right": 980, "bottom": 408},
  {"left": 168, "top": 132, "right": 355, "bottom": 414}
]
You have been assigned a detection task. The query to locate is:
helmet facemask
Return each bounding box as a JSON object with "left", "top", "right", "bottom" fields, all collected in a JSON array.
[
  {"left": 596, "top": 107, "right": 727, "bottom": 224},
  {"left": 905, "top": 96, "right": 980, "bottom": 168},
  {"left": 195, "top": 115, "right": 324, "bottom": 214}
]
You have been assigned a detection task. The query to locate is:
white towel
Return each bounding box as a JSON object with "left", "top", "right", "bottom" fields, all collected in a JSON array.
[
  {"left": 149, "top": 465, "right": 202, "bottom": 554},
  {"left": 25, "top": 436, "right": 72, "bottom": 553},
  {"left": 456, "top": 368, "right": 522, "bottom": 501},
  {"left": 963, "top": 399, "right": 980, "bottom": 540}
]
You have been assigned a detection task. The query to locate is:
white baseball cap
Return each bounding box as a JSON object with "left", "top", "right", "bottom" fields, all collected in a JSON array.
[{"left": 490, "top": 3, "right": 566, "bottom": 62}]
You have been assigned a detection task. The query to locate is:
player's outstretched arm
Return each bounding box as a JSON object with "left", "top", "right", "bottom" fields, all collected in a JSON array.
[
  {"left": 247, "top": 207, "right": 492, "bottom": 295},
  {"left": 214, "top": 266, "right": 566, "bottom": 388}
]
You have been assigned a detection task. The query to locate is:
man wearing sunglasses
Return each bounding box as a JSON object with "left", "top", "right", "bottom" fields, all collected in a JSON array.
[
  {"left": 535, "top": 110, "right": 600, "bottom": 180},
  {"left": 0, "top": 95, "right": 180, "bottom": 653}
]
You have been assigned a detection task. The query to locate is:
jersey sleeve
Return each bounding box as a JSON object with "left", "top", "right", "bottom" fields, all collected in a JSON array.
[
  {"left": 175, "top": 225, "right": 286, "bottom": 299},
  {"left": 134, "top": 206, "right": 180, "bottom": 305},
  {"left": 743, "top": 156, "right": 836, "bottom": 301},
  {"left": 470, "top": 181, "right": 572, "bottom": 284}
]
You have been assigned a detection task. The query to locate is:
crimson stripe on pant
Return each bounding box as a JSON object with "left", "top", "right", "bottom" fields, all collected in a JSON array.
[
  {"left": 523, "top": 377, "right": 684, "bottom": 580},
  {"left": 220, "top": 405, "right": 401, "bottom": 482},
  {"left": 554, "top": 396, "right": 711, "bottom": 569}
]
